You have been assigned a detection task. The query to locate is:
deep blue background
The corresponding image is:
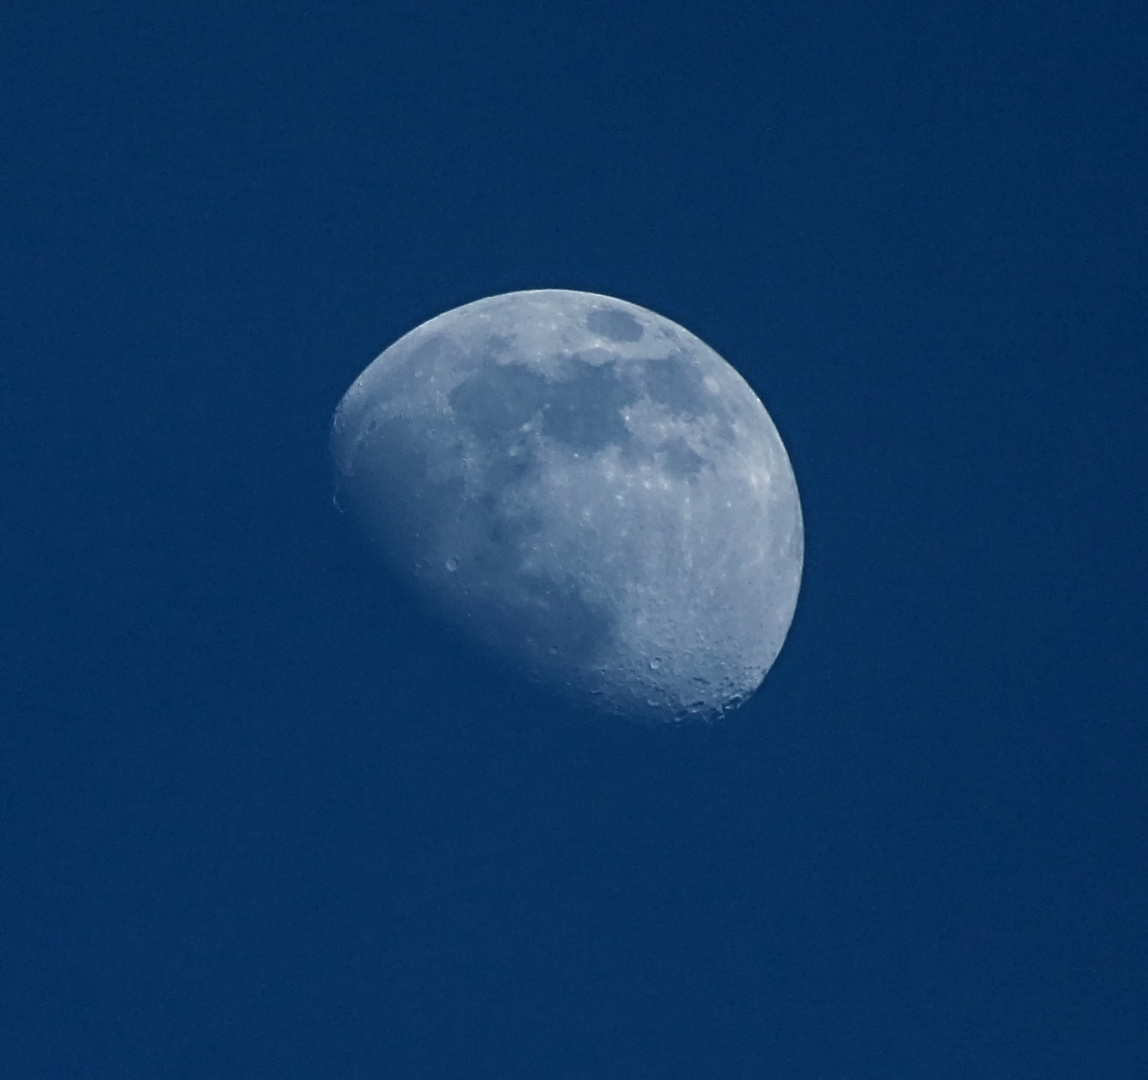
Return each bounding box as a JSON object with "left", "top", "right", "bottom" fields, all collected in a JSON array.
[{"left": 3, "top": 2, "right": 1146, "bottom": 1076}]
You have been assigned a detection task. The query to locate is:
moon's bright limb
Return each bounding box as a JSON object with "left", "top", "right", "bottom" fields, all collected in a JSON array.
[{"left": 332, "top": 290, "right": 803, "bottom": 722}]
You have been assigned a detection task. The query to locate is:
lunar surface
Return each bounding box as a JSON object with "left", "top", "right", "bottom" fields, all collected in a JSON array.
[{"left": 331, "top": 290, "right": 803, "bottom": 722}]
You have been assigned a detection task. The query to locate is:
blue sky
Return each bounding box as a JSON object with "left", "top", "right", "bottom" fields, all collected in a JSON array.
[{"left": 3, "top": 2, "right": 1145, "bottom": 1076}]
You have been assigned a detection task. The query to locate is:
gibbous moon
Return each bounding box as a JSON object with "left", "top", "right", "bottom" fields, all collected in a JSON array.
[{"left": 332, "top": 290, "right": 803, "bottom": 722}]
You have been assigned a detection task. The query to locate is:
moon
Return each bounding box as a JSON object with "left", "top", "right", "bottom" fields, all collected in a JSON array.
[{"left": 331, "top": 290, "right": 803, "bottom": 722}]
